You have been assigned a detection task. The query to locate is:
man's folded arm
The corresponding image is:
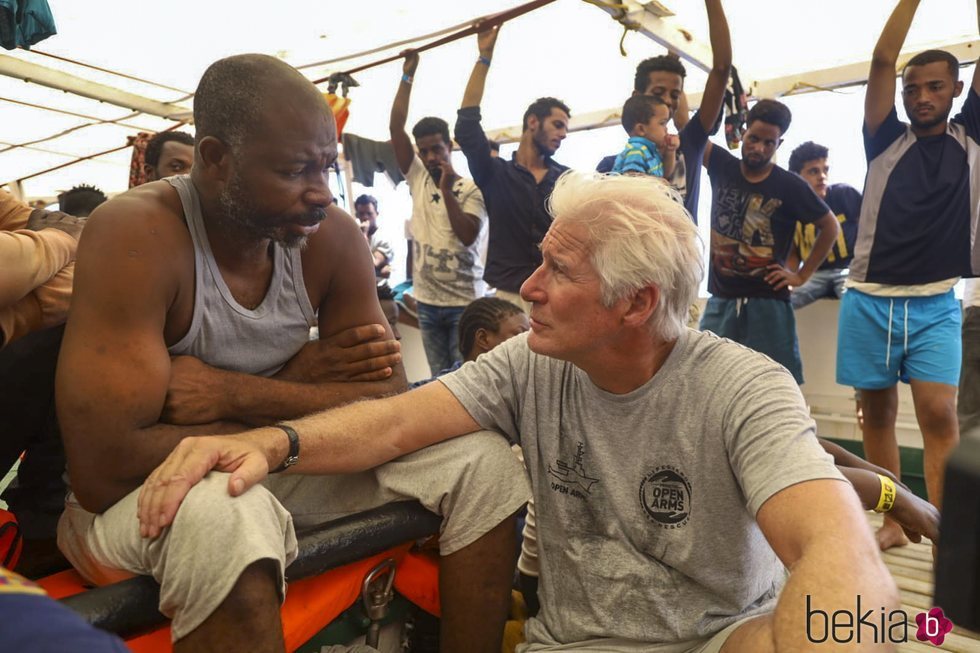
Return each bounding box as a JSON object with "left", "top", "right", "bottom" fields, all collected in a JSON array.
[
  {"left": 57, "top": 205, "right": 245, "bottom": 513},
  {"left": 166, "top": 209, "right": 409, "bottom": 427}
]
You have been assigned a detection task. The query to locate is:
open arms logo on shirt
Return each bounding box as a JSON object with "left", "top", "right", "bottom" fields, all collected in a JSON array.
[{"left": 639, "top": 465, "right": 692, "bottom": 529}]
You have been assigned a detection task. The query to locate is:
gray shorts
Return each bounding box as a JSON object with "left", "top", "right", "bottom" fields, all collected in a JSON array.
[
  {"left": 517, "top": 614, "right": 761, "bottom": 653},
  {"left": 57, "top": 430, "right": 530, "bottom": 641}
]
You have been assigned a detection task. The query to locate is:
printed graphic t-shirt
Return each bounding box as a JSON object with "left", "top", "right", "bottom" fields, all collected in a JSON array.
[
  {"left": 707, "top": 147, "right": 830, "bottom": 300},
  {"left": 439, "top": 329, "right": 841, "bottom": 647},
  {"left": 793, "top": 183, "right": 862, "bottom": 271},
  {"left": 405, "top": 155, "right": 488, "bottom": 306}
]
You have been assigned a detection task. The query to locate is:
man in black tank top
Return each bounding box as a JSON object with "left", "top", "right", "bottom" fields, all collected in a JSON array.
[{"left": 56, "top": 54, "right": 528, "bottom": 652}]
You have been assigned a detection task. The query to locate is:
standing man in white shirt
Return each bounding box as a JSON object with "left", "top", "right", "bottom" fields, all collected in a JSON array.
[{"left": 390, "top": 51, "right": 488, "bottom": 373}]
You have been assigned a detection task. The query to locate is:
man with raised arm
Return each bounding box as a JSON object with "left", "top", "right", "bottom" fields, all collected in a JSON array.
[
  {"left": 597, "top": 0, "right": 732, "bottom": 223},
  {"left": 700, "top": 100, "right": 840, "bottom": 384},
  {"left": 454, "top": 24, "right": 569, "bottom": 312},
  {"left": 838, "top": 0, "right": 980, "bottom": 549},
  {"left": 390, "top": 51, "right": 488, "bottom": 374},
  {"left": 140, "top": 172, "right": 900, "bottom": 652},
  {"left": 55, "top": 54, "right": 529, "bottom": 653}
]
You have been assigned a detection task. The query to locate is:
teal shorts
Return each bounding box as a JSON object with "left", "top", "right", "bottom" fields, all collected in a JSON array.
[
  {"left": 836, "top": 289, "right": 961, "bottom": 389},
  {"left": 699, "top": 296, "right": 803, "bottom": 384}
]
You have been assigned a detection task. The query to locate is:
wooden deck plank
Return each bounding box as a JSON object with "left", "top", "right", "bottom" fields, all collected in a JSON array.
[{"left": 866, "top": 513, "right": 980, "bottom": 651}]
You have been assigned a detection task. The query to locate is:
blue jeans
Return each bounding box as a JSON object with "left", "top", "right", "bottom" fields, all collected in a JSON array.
[
  {"left": 790, "top": 268, "right": 847, "bottom": 309},
  {"left": 417, "top": 302, "right": 465, "bottom": 374}
]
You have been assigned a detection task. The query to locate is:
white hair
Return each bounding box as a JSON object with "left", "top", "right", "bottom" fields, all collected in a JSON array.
[{"left": 547, "top": 171, "right": 703, "bottom": 340}]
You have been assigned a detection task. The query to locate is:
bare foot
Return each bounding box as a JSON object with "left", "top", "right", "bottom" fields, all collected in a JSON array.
[{"left": 876, "top": 518, "right": 910, "bottom": 551}]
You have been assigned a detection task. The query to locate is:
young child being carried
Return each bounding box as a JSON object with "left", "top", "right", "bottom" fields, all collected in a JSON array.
[{"left": 611, "top": 94, "right": 679, "bottom": 180}]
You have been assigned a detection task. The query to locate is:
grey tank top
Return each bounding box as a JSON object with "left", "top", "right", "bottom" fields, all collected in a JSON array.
[{"left": 166, "top": 175, "right": 317, "bottom": 377}]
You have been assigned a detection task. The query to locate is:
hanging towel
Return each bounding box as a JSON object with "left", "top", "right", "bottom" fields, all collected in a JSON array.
[{"left": 0, "top": 0, "right": 56, "bottom": 50}]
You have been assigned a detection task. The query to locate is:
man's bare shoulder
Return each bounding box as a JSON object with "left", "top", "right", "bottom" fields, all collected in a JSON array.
[
  {"left": 73, "top": 181, "right": 195, "bottom": 318},
  {"left": 300, "top": 204, "right": 370, "bottom": 297},
  {"left": 80, "top": 181, "right": 191, "bottom": 256},
  {"left": 304, "top": 204, "right": 363, "bottom": 257}
]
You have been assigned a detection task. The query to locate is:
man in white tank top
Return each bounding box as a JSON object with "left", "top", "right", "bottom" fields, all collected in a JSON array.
[{"left": 55, "top": 53, "right": 530, "bottom": 652}]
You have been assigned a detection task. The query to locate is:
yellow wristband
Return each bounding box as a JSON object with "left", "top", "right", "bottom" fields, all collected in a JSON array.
[{"left": 874, "top": 474, "right": 897, "bottom": 513}]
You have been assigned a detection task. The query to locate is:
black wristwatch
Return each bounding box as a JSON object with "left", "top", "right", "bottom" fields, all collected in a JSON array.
[{"left": 270, "top": 424, "right": 300, "bottom": 473}]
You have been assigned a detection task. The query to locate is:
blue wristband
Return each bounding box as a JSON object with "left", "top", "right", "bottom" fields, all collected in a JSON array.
[
  {"left": 401, "top": 73, "right": 413, "bottom": 85},
  {"left": 478, "top": 55, "right": 491, "bottom": 67}
]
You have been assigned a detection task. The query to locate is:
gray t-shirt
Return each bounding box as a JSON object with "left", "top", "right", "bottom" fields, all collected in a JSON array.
[{"left": 440, "top": 328, "right": 842, "bottom": 647}]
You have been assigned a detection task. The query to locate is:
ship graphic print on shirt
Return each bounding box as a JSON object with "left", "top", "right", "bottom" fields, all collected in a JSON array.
[{"left": 548, "top": 441, "right": 599, "bottom": 500}]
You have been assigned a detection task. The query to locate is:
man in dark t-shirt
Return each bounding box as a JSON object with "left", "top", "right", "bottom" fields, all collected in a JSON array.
[
  {"left": 596, "top": 0, "right": 731, "bottom": 223},
  {"left": 700, "top": 100, "right": 839, "bottom": 384},
  {"left": 837, "top": 0, "right": 980, "bottom": 551},
  {"left": 785, "top": 141, "right": 863, "bottom": 309},
  {"left": 454, "top": 24, "right": 569, "bottom": 310}
]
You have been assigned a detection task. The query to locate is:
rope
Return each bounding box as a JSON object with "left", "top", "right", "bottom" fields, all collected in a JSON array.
[
  {"left": 8, "top": 121, "right": 188, "bottom": 186},
  {"left": 25, "top": 48, "right": 193, "bottom": 97},
  {"left": 581, "top": 0, "right": 638, "bottom": 57},
  {"left": 0, "top": 110, "right": 142, "bottom": 155},
  {"left": 311, "top": 0, "right": 558, "bottom": 83},
  {"left": 0, "top": 95, "right": 149, "bottom": 130},
  {"left": 0, "top": 139, "right": 93, "bottom": 159},
  {"left": 12, "top": 143, "right": 130, "bottom": 183},
  {"left": 296, "top": 20, "right": 473, "bottom": 70},
  {"left": 783, "top": 81, "right": 854, "bottom": 96}
]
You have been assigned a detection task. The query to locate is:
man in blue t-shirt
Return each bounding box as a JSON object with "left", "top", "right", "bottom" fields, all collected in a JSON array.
[
  {"left": 700, "top": 100, "right": 839, "bottom": 384},
  {"left": 838, "top": 0, "right": 980, "bottom": 551},
  {"left": 596, "top": 0, "right": 731, "bottom": 224},
  {"left": 785, "top": 141, "right": 863, "bottom": 309}
]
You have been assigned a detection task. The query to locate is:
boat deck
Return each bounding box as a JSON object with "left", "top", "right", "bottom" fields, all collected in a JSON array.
[{"left": 867, "top": 513, "right": 980, "bottom": 652}]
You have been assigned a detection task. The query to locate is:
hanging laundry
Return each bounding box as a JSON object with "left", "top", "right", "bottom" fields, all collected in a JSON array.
[
  {"left": 324, "top": 71, "right": 358, "bottom": 138},
  {"left": 126, "top": 132, "right": 152, "bottom": 189},
  {"left": 723, "top": 66, "right": 748, "bottom": 150},
  {"left": 324, "top": 93, "right": 351, "bottom": 138},
  {"left": 0, "top": 0, "right": 57, "bottom": 50},
  {"left": 341, "top": 133, "right": 405, "bottom": 188}
]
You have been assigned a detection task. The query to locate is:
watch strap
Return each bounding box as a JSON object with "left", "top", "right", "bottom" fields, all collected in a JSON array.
[{"left": 270, "top": 424, "right": 300, "bottom": 473}]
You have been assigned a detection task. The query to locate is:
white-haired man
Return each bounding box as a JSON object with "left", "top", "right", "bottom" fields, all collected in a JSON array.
[{"left": 139, "top": 172, "right": 899, "bottom": 652}]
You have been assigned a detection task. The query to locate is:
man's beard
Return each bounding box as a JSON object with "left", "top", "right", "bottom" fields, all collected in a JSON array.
[
  {"left": 742, "top": 155, "right": 771, "bottom": 171},
  {"left": 533, "top": 133, "right": 556, "bottom": 157},
  {"left": 218, "top": 172, "right": 325, "bottom": 248},
  {"left": 908, "top": 105, "right": 952, "bottom": 131}
]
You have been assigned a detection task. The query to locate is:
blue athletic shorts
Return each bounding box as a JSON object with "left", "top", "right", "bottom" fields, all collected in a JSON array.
[
  {"left": 700, "top": 296, "right": 803, "bottom": 384},
  {"left": 836, "top": 289, "right": 961, "bottom": 389}
]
